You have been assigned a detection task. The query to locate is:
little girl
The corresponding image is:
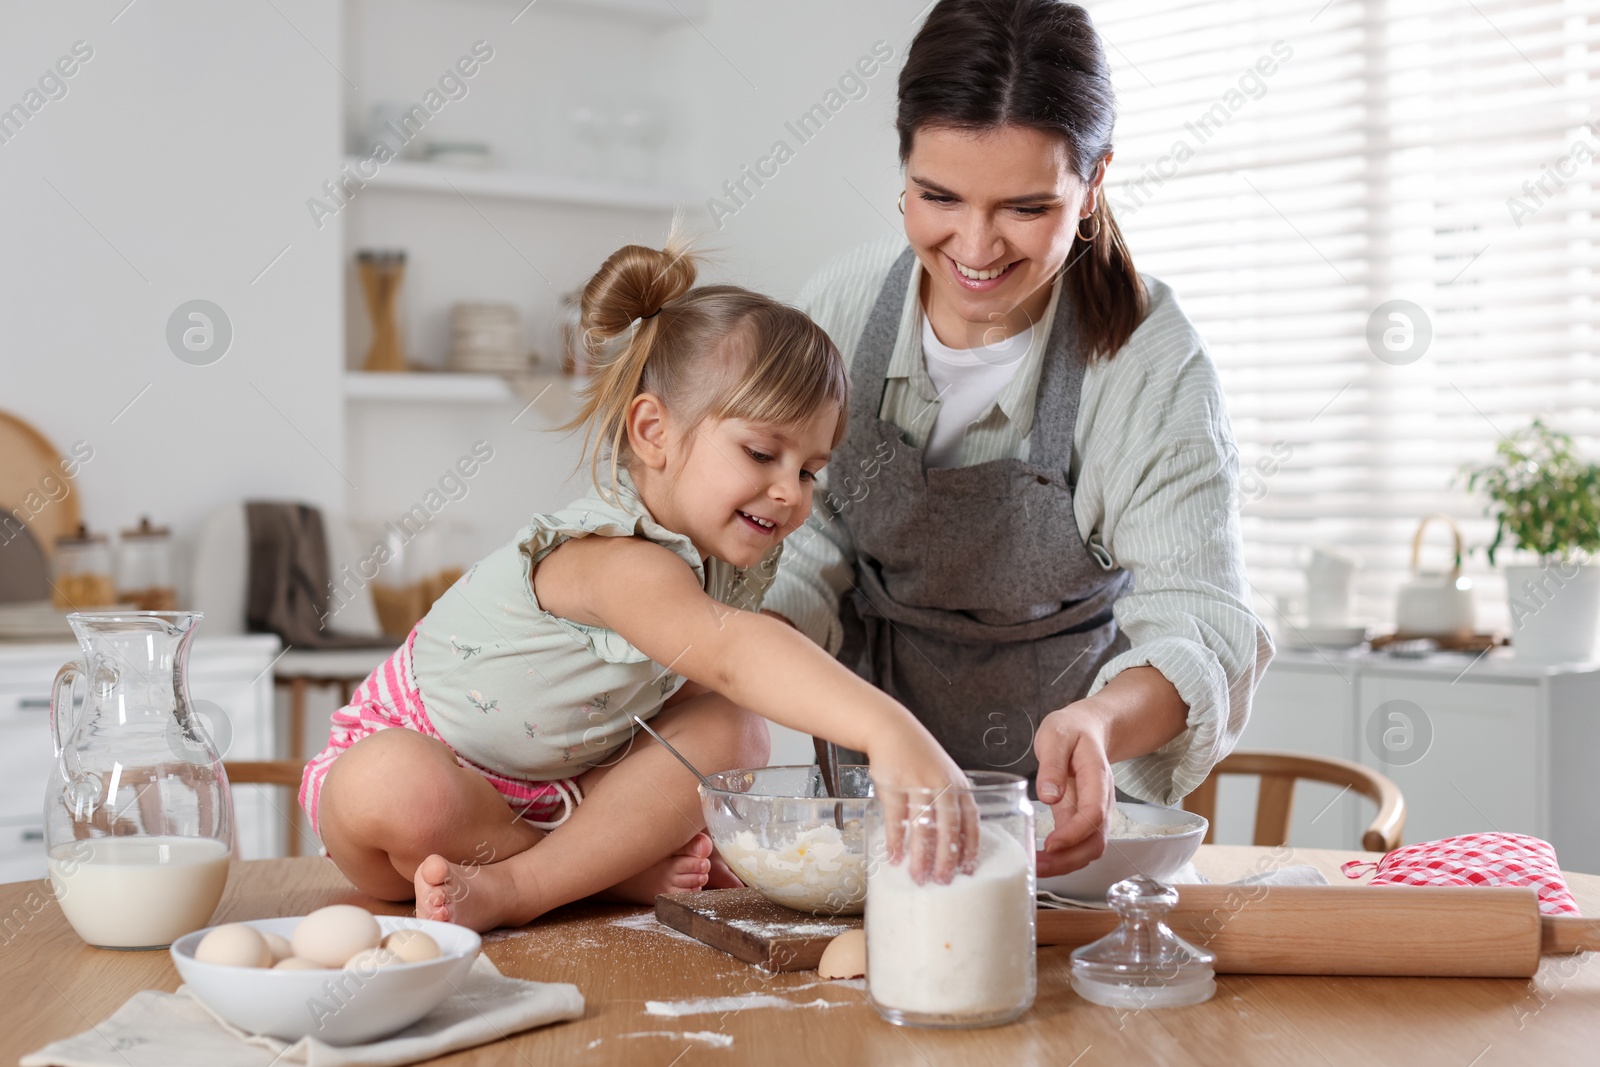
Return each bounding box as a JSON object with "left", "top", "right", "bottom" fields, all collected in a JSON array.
[{"left": 300, "top": 236, "right": 972, "bottom": 933}]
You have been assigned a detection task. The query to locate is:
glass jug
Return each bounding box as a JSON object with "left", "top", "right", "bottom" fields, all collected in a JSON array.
[{"left": 45, "top": 611, "right": 233, "bottom": 949}]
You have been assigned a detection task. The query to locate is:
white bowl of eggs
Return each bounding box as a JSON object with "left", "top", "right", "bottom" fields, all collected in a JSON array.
[{"left": 170, "top": 905, "right": 480, "bottom": 1045}]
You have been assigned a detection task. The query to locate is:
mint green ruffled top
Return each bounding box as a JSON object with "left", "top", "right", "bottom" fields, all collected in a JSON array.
[{"left": 411, "top": 472, "right": 780, "bottom": 780}]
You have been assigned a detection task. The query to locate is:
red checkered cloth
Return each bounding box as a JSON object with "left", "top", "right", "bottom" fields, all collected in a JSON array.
[{"left": 1342, "top": 832, "right": 1580, "bottom": 916}]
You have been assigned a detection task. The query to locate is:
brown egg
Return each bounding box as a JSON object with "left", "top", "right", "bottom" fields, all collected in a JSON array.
[
  {"left": 195, "top": 923, "right": 273, "bottom": 968},
  {"left": 291, "top": 905, "right": 382, "bottom": 968},
  {"left": 272, "top": 956, "right": 323, "bottom": 971},
  {"left": 817, "top": 928, "right": 866, "bottom": 980},
  {"left": 382, "top": 928, "right": 442, "bottom": 963},
  {"left": 262, "top": 931, "right": 294, "bottom": 964}
]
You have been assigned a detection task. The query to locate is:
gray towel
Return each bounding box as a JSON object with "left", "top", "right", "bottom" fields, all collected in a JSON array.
[{"left": 245, "top": 502, "right": 386, "bottom": 649}]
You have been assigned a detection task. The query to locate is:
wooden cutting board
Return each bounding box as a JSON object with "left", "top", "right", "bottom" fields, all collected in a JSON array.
[
  {"left": 655, "top": 889, "right": 860, "bottom": 972},
  {"left": 0, "top": 411, "right": 81, "bottom": 558}
]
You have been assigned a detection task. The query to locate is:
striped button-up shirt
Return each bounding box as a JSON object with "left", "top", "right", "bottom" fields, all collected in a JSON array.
[{"left": 763, "top": 237, "right": 1273, "bottom": 805}]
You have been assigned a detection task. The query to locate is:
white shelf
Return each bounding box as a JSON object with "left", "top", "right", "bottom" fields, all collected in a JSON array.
[
  {"left": 349, "top": 158, "right": 690, "bottom": 211},
  {"left": 345, "top": 370, "right": 560, "bottom": 403}
]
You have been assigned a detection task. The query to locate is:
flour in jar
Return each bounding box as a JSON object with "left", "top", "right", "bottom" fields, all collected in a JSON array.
[
  {"left": 865, "top": 825, "right": 1035, "bottom": 1018},
  {"left": 715, "top": 821, "right": 867, "bottom": 913}
]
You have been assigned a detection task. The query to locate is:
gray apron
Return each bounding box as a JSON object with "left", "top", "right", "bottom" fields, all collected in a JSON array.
[{"left": 831, "top": 247, "right": 1132, "bottom": 779}]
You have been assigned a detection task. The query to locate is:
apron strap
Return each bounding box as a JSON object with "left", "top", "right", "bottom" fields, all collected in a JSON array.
[{"left": 853, "top": 246, "right": 919, "bottom": 429}]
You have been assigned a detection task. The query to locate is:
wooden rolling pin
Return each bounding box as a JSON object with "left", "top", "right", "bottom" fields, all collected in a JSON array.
[{"left": 1036, "top": 884, "right": 1600, "bottom": 978}]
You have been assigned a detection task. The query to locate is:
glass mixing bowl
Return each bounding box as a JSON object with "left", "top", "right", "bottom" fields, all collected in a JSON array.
[{"left": 699, "top": 765, "right": 872, "bottom": 916}]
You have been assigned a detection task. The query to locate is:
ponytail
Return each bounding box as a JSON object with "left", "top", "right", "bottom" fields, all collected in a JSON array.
[
  {"left": 1065, "top": 196, "right": 1147, "bottom": 362},
  {"left": 562, "top": 234, "right": 848, "bottom": 498},
  {"left": 564, "top": 234, "right": 699, "bottom": 496}
]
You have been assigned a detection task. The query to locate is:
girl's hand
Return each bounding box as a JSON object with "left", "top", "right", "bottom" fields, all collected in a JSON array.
[
  {"left": 1034, "top": 704, "right": 1115, "bottom": 878},
  {"left": 867, "top": 727, "right": 979, "bottom": 885}
]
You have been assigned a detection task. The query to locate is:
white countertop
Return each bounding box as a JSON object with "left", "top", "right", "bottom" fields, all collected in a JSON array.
[{"left": 1270, "top": 643, "right": 1600, "bottom": 680}]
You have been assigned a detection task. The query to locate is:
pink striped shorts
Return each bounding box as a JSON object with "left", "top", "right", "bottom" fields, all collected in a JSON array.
[{"left": 298, "top": 629, "right": 582, "bottom": 840}]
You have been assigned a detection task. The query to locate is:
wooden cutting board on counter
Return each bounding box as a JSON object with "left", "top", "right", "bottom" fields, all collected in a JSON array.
[{"left": 656, "top": 889, "right": 860, "bottom": 973}]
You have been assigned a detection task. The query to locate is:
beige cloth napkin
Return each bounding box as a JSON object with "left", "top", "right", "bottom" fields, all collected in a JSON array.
[{"left": 21, "top": 953, "right": 583, "bottom": 1067}]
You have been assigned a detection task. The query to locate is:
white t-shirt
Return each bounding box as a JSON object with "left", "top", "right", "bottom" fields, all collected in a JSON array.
[{"left": 919, "top": 316, "right": 1034, "bottom": 467}]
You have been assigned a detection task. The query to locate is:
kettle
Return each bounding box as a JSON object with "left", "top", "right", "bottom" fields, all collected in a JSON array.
[{"left": 1394, "top": 514, "right": 1476, "bottom": 637}]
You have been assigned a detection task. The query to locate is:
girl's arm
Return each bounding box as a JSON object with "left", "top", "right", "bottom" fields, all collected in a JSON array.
[{"left": 534, "top": 532, "right": 976, "bottom": 879}]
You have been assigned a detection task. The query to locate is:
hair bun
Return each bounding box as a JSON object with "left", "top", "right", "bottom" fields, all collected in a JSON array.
[{"left": 579, "top": 237, "right": 698, "bottom": 352}]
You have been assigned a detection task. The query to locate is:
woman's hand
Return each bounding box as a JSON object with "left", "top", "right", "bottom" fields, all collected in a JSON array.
[
  {"left": 1033, "top": 704, "right": 1116, "bottom": 878},
  {"left": 1032, "top": 666, "right": 1193, "bottom": 877}
]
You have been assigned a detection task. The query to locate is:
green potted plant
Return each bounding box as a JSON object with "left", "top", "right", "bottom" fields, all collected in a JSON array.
[{"left": 1461, "top": 419, "right": 1600, "bottom": 663}]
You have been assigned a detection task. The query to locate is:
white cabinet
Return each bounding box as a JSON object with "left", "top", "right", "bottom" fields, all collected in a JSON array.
[
  {"left": 1356, "top": 674, "right": 1542, "bottom": 846},
  {"left": 0, "top": 634, "right": 282, "bottom": 883},
  {"left": 1250, "top": 649, "right": 1600, "bottom": 873}
]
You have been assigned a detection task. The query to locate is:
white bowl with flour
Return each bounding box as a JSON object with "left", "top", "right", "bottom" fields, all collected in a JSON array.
[{"left": 1035, "top": 801, "right": 1207, "bottom": 901}]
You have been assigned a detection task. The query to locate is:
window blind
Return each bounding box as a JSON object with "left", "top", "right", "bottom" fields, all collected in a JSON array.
[{"left": 1090, "top": 0, "right": 1600, "bottom": 636}]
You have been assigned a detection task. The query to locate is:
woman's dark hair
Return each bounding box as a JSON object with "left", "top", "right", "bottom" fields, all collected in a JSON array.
[{"left": 898, "top": 0, "right": 1147, "bottom": 361}]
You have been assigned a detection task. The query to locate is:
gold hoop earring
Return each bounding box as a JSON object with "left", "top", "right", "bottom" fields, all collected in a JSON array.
[
  {"left": 897, "top": 191, "right": 906, "bottom": 215},
  {"left": 1077, "top": 213, "right": 1100, "bottom": 241}
]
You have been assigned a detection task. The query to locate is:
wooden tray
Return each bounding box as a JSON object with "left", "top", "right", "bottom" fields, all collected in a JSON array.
[
  {"left": 1369, "top": 630, "right": 1507, "bottom": 653},
  {"left": 655, "top": 889, "right": 860, "bottom": 973},
  {"left": 0, "top": 410, "right": 82, "bottom": 558}
]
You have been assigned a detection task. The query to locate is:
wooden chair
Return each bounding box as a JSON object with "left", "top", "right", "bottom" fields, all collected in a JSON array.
[
  {"left": 224, "top": 760, "right": 311, "bottom": 856},
  {"left": 1182, "top": 751, "right": 1406, "bottom": 853}
]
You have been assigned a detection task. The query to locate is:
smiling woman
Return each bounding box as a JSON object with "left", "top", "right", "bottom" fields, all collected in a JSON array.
[{"left": 761, "top": 0, "right": 1274, "bottom": 881}]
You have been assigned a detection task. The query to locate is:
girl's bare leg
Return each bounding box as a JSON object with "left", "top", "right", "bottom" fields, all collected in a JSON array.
[
  {"left": 317, "top": 728, "right": 546, "bottom": 901},
  {"left": 317, "top": 727, "right": 726, "bottom": 905},
  {"left": 413, "top": 690, "right": 768, "bottom": 931}
]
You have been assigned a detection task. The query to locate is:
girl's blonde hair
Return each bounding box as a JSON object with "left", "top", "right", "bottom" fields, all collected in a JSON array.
[{"left": 563, "top": 234, "right": 849, "bottom": 496}]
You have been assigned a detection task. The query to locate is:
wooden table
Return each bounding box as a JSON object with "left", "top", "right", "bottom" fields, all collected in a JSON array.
[{"left": 4, "top": 846, "right": 1598, "bottom": 1066}]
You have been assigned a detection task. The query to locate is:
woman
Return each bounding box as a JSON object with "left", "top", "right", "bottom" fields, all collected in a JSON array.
[{"left": 762, "top": 0, "right": 1273, "bottom": 877}]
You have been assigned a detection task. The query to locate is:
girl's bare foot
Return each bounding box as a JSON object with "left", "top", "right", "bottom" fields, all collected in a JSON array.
[
  {"left": 600, "top": 831, "right": 716, "bottom": 904},
  {"left": 413, "top": 853, "right": 534, "bottom": 932}
]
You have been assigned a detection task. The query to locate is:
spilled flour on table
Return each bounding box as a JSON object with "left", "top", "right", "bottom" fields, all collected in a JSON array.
[
  {"left": 587, "top": 1030, "right": 734, "bottom": 1050},
  {"left": 609, "top": 911, "right": 706, "bottom": 946},
  {"left": 646, "top": 994, "right": 854, "bottom": 1017}
]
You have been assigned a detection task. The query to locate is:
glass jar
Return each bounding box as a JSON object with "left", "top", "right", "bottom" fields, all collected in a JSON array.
[
  {"left": 865, "top": 771, "right": 1036, "bottom": 1027},
  {"left": 52, "top": 524, "right": 116, "bottom": 610},
  {"left": 117, "top": 516, "right": 177, "bottom": 611},
  {"left": 46, "top": 611, "right": 232, "bottom": 948}
]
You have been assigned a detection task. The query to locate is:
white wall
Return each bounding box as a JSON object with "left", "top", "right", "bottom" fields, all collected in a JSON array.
[
  {"left": 335, "top": 0, "right": 683, "bottom": 559},
  {"left": 0, "top": 0, "right": 345, "bottom": 598},
  {"left": 657, "top": 0, "right": 926, "bottom": 300}
]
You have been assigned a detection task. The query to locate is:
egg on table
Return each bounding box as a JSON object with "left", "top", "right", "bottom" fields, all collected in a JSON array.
[{"left": 817, "top": 928, "right": 866, "bottom": 980}]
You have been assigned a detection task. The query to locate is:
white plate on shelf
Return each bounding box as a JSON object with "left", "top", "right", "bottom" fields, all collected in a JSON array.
[{"left": 1281, "top": 623, "right": 1370, "bottom": 651}]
